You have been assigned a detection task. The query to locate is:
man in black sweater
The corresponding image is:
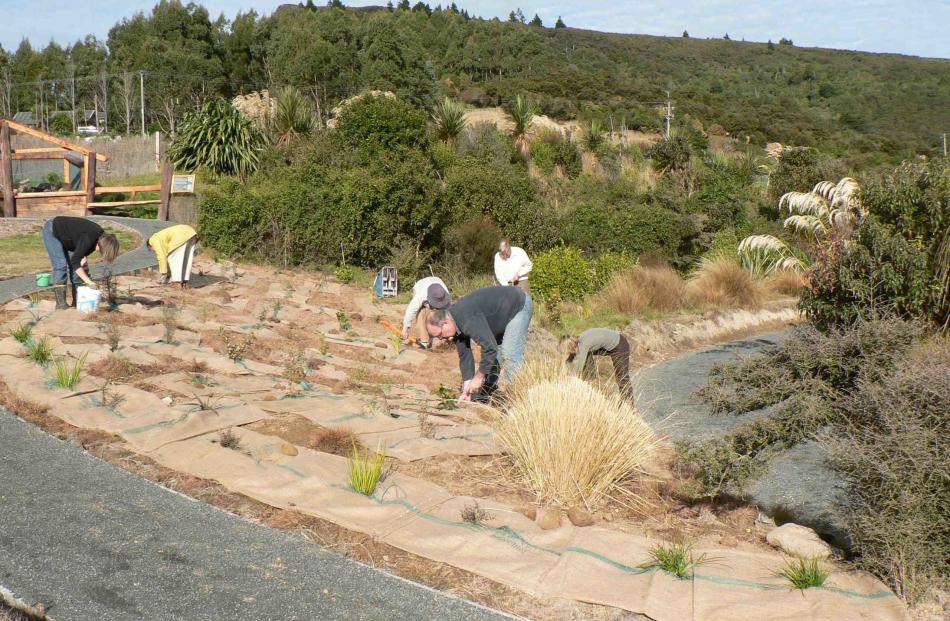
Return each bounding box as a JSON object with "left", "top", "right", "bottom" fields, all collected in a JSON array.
[
  {"left": 426, "top": 286, "right": 533, "bottom": 401},
  {"left": 42, "top": 216, "right": 119, "bottom": 309}
]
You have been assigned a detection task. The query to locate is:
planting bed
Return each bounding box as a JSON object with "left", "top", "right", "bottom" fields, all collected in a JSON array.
[{"left": 0, "top": 260, "right": 909, "bottom": 621}]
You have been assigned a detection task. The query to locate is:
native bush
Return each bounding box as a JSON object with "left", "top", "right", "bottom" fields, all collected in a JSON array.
[
  {"left": 591, "top": 251, "right": 635, "bottom": 289},
  {"left": 441, "top": 216, "right": 503, "bottom": 276},
  {"left": 456, "top": 122, "right": 518, "bottom": 168},
  {"left": 568, "top": 201, "right": 696, "bottom": 260},
  {"left": 530, "top": 247, "right": 593, "bottom": 302},
  {"left": 648, "top": 134, "right": 691, "bottom": 171},
  {"left": 167, "top": 98, "right": 266, "bottom": 179},
  {"left": 335, "top": 93, "right": 428, "bottom": 154},
  {"left": 531, "top": 129, "right": 581, "bottom": 178}
]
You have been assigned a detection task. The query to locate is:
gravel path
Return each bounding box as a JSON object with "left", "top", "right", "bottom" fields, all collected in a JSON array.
[
  {"left": 634, "top": 330, "right": 851, "bottom": 548},
  {"left": 0, "top": 216, "right": 168, "bottom": 305},
  {"left": 0, "top": 410, "right": 513, "bottom": 621}
]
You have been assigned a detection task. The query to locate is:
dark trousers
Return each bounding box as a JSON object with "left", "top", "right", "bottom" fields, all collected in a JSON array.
[{"left": 585, "top": 335, "right": 634, "bottom": 404}]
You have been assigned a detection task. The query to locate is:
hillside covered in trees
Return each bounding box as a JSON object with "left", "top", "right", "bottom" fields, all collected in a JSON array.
[{"left": 1, "top": 1, "right": 947, "bottom": 168}]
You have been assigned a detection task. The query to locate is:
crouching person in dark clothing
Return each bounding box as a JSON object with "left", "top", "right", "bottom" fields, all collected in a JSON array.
[
  {"left": 562, "top": 328, "right": 635, "bottom": 404},
  {"left": 42, "top": 216, "right": 119, "bottom": 309},
  {"left": 426, "top": 286, "right": 533, "bottom": 401}
]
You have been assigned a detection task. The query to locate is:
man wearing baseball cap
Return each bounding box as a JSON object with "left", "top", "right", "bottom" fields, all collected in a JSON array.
[{"left": 402, "top": 276, "right": 451, "bottom": 349}]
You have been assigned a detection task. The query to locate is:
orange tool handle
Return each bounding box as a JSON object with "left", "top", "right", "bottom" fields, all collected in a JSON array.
[{"left": 379, "top": 318, "right": 417, "bottom": 344}]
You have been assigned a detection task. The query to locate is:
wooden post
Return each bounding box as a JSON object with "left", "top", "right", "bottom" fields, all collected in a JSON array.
[
  {"left": 158, "top": 161, "right": 172, "bottom": 221},
  {"left": 84, "top": 152, "right": 96, "bottom": 215},
  {"left": 63, "top": 158, "right": 70, "bottom": 188},
  {"left": 0, "top": 121, "right": 15, "bottom": 217}
]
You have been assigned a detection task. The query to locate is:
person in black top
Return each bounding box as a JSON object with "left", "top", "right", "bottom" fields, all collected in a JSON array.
[
  {"left": 42, "top": 216, "right": 119, "bottom": 309},
  {"left": 426, "top": 286, "right": 533, "bottom": 401}
]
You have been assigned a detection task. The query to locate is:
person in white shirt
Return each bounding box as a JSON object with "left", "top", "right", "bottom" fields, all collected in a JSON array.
[
  {"left": 494, "top": 239, "right": 532, "bottom": 292},
  {"left": 402, "top": 276, "right": 451, "bottom": 348}
]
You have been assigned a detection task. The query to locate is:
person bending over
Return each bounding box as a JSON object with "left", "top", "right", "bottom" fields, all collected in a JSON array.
[
  {"left": 147, "top": 224, "right": 198, "bottom": 287},
  {"left": 561, "top": 328, "right": 634, "bottom": 404},
  {"left": 426, "top": 286, "right": 533, "bottom": 401},
  {"left": 401, "top": 276, "right": 451, "bottom": 349},
  {"left": 42, "top": 216, "right": 119, "bottom": 309}
]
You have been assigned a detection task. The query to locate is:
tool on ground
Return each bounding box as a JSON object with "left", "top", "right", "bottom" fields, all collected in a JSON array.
[{"left": 379, "top": 318, "right": 417, "bottom": 345}]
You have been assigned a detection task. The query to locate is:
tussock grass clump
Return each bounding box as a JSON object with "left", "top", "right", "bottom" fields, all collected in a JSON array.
[
  {"left": 496, "top": 375, "right": 657, "bottom": 508},
  {"left": 348, "top": 440, "right": 385, "bottom": 496},
  {"left": 26, "top": 336, "right": 53, "bottom": 366},
  {"left": 53, "top": 352, "right": 87, "bottom": 389},
  {"left": 10, "top": 322, "right": 33, "bottom": 343},
  {"left": 765, "top": 269, "right": 806, "bottom": 297},
  {"left": 778, "top": 557, "right": 828, "bottom": 589},
  {"left": 642, "top": 540, "right": 715, "bottom": 579},
  {"left": 602, "top": 264, "right": 686, "bottom": 315},
  {"left": 686, "top": 257, "right": 764, "bottom": 309},
  {"left": 218, "top": 429, "right": 241, "bottom": 450},
  {"left": 309, "top": 427, "right": 359, "bottom": 456}
]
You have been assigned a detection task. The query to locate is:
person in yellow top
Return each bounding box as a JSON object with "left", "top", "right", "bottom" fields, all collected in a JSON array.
[{"left": 147, "top": 224, "right": 198, "bottom": 287}]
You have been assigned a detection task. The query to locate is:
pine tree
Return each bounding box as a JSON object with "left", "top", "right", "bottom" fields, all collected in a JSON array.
[
  {"left": 724, "top": 33, "right": 731, "bottom": 40},
  {"left": 555, "top": 16, "right": 566, "bottom": 28},
  {"left": 530, "top": 14, "right": 542, "bottom": 27},
  {"left": 682, "top": 30, "right": 689, "bottom": 38}
]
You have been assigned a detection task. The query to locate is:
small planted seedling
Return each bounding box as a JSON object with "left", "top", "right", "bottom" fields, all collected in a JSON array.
[
  {"left": 461, "top": 501, "right": 494, "bottom": 526},
  {"left": 100, "top": 319, "right": 120, "bottom": 352},
  {"left": 99, "top": 380, "right": 125, "bottom": 410},
  {"left": 283, "top": 348, "right": 307, "bottom": 383},
  {"left": 189, "top": 373, "right": 216, "bottom": 388},
  {"left": 186, "top": 393, "right": 221, "bottom": 413},
  {"left": 10, "top": 322, "right": 33, "bottom": 344},
  {"left": 778, "top": 557, "right": 828, "bottom": 589},
  {"left": 162, "top": 304, "right": 180, "bottom": 344},
  {"left": 348, "top": 440, "right": 385, "bottom": 496},
  {"left": 641, "top": 540, "right": 715, "bottom": 579},
  {"left": 218, "top": 428, "right": 241, "bottom": 450},
  {"left": 418, "top": 409, "right": 436, "bottom": 439},
  {"left": 271, "top": 301, "right": 283, "bottom": 321},
  {"left": 27, "top": 293, "right": 39, "bottom": 307},
  {"left": 53, "top": 352, "right": 87, "bottom": 389},
  {"left": 26, "top": 336, "right": 54, "bottom": 365},
  {"left": 389, "top": 332, "right": 402, "bottom": 355},
  {"left": 336, "top": 311, "right": 351, "bottom": 332},
  {"left": 435, "top": 384, "right": 457, "bottom": 410},
  {"left": 219, "top": 328, "right": 256, "bottom": 362},
  {"left": 334, "top": 264, "right": 354, "bottom": 284},
  {"left": 319, "top": 333, "right": 329, "bottom": 356},
  {"left": 102, "top": 271, "right": 118, "bottom": 308}
]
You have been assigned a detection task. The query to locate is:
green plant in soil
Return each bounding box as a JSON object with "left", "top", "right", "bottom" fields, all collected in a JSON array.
[
  {"left": 778, "top": 557, "right": 828, "bottom": 589},
  {"left": 318, "top": 333, "right": 329, "bottom": 356},
  {"left": 27, "top": 293, "right": 39, "bottom": 307},
  {"left": 348, "top": 440, "right": 385, "bottom": 496},
  {"left": 334, "top": 264, "right": 354, "bottom": 284},
  {"left": 435, "top": 384, "right": 457, "bottom": 410},
  {"left": 99, "top": 380, "right": 125, "bottom": 410},
  {"left": 389, "top": 332, "right": 402, "bottom": 355},
  {"left": 218, "top": 428, "right": 241, "bottom": 450},
  {"left": 641, "top": 541, "right": 715, "bottom": 579},
  {"left": 53, "top": 352, "right": 87, "bottom": 389},
  {"left": 187, "top": 393, "right": 221, "bottom": 413},
  {"left": 336, "top": 311, "right": 351, "bottom": 332},
  {"left": 189, "top": 373, "right": 216, "bottom": 387},
  {"left": 283, "top": 348, "right": 307, "bottom": 383},
  {"left": 162, "top": 304, "right": 180, "bottom": 344},
  {"left": 271, "top": 301, "right": 283, "bottom": 321},
  {"left": 100, "top": 320, "right": 120, "bottom": 352},
  {"left": 10, "top": 323, "right": 32, "bottom": 344},
  {"left": 219, "top": 328, "right": 256, "bottom": 362},
  {"left": 26, "top": 336, "right": 53, "bottom": 365}
]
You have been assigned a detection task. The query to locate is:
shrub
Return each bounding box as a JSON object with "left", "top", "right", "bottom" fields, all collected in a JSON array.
[
  {"left": 335, "top": 93, "right": 428, "bottom": 154},
  {"left": 167, "top": 98, "right": 265, "bottom": 179},
  {"left": 530, "top": 247, "right": 592, "bottom": 302},
  {"left": 334, "top": 264, "right": 354, "bottom": 284},
  {"left": 430, "top": 97, "right": 466, "bottom": 142},
  {"left": 386, "top": 237, "right": 432, "bottom": 282},
  {"left": 456, "top": 122, "right": 517, "bottom": 168},
  {"left": 686, "top": 257, "right": 764, "bottom": 309},
  {"left": 440, "top": 216, "right": 503, "bottom": 277},
  {"left": 49, "top": 114, "right": 73, "bottom": 136},
  {"left": 591, "top": 251, "right": 634, "bottom": 289},
  {"left": 269, "top": 85, "right": 316, "bottom": 146},
  {"left": 648, "top": 134, "right": 691, "bottom": 171},
  {"left": 496, "top": 375, "right": 657, "bottom": 508},
  {"left": 602, "top": 265, "right": 687, "bottom": 315}
]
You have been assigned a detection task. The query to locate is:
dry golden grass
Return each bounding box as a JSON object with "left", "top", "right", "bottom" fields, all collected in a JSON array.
[
  {"left": 765, "top": 269, "right": 807, "bottom": 297},
  {"left": 686, "top": 257, "right": 765, "bottom": 309},
  {"left": 496, "top": 375, "right": 658, "bottom": 509},
  {"left": 602, "top": 264, "right": 686, "bottom": 315},
  {"left": 309, "top": 426, "right": 360, "bottom": 456}
]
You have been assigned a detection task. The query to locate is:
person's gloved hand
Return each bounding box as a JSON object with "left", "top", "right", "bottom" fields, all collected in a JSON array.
[{"left": 158, "top": 273, "right": 170, "bottom": 285}]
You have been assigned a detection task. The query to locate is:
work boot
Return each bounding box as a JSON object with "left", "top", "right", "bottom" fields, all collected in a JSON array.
[
  {"left": 71, "top": 284, "right": 78, "bottom": 308},
  {"left": 54, "top": 287, "right": 69, "bottom": 310}
]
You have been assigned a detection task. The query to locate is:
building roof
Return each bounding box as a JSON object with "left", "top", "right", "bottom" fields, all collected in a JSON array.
[{"left": 12, "top": 112, "right": 35, "bottom": 125}]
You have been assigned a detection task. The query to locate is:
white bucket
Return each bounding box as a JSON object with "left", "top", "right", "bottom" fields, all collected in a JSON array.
[{"left": 76, "top": 286, "right": 101, "bottom": 314}]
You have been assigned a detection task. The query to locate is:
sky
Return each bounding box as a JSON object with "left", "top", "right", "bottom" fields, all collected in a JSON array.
[{"left": 1, "top": 0, "right": 948, "bottom": 59}]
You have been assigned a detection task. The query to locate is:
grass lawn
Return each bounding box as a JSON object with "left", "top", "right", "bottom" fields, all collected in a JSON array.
[{"left": 0, "top": 224, "right": 141, "bottom": 280}]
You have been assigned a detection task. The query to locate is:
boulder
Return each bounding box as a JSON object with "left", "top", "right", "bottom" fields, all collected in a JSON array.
[
  {"left": 766, "top": 523, "right": 832, "bottom": 559},
  {"left": 566, "top": 506, "right": 594, "bottom": 527},
  {"left": 536, "top": 507, "right": 561, "bottom": 530}
]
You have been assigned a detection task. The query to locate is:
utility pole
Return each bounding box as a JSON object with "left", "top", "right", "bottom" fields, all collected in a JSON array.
[
  {"left": 664, "top": 91, "right": 674, "bottom": 138},
  {"left": 139, "top": 71, "right": 146, "bottom": 137}
]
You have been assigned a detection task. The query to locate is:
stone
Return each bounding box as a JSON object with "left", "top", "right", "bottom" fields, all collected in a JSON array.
[
  {"left": 161, "top": 396, "right": 173, "bottom": 405},
  {"left": 766, "top": 523, "right": 832, "bottom": 559},
  {"left": 536, "top": 507, "right": 561, "bottom": 530},
  {"left": 566, "top": 506, "right": 594, "bottom": 527},
  {"left": 280, "top": 443, "right": 299, "bottom": 457},
  {"left": 518, "top": 504, "right": 537, "bottom": 521}
]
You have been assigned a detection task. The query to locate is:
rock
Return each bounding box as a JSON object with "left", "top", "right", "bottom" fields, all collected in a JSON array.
[
  {"left": 566, "top": 506, "right": 594, "bottom": 527},
  {"left": 766, "top": 523, "right": 832, "bottom": 559},
  {"left": 280, "top": 443, "right": 299, "bottom": 457},
  {"left": 161, "top": 396, "right": 173, "bottom": 405},
  {"left": 518, "top": 504, "right": 537, "bottom": 521},
  {"left": 536, "top": 507, "right": 561, "bottom": 530},
  {"left": 375, "top": 342, "right": 387, "bottom": 349},
  {"left": 351, "top": 313, "right": 363, "bottom": 322}
]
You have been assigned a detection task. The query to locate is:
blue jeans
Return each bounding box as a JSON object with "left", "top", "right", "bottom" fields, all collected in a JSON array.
[
  {"left": 498, "top": 293, "right": 533, "bottom": 383},
  {"left": 42, "top": 219, "right": 75, "bottom": 286}
]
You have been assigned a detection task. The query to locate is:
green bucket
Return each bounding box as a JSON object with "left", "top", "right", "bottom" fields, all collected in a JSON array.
[{"left": 35, "top": 273, "right": 51, "bottom": 287}]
